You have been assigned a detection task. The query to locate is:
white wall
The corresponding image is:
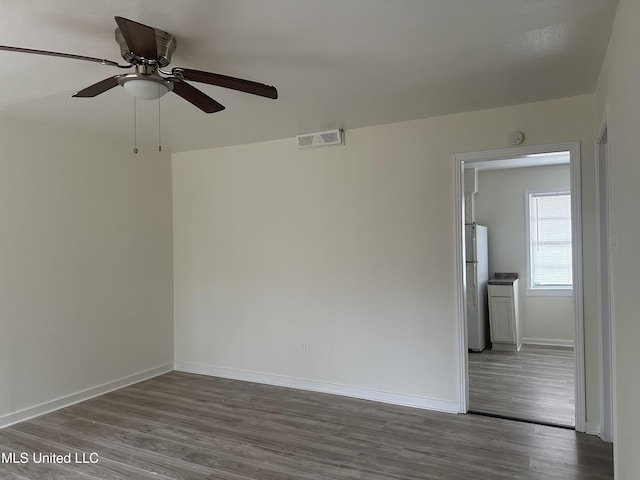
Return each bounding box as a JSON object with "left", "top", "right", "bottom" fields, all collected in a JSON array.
[
  {"left": 173, "top": 94, "right": 599, "bottom": 416},
  {"left": 475, "top": 165, "right": 574, "bottom": 344},
  {"left": 0, "top": 115, "right": 174, "bottom": 424},
  {"left": 595, "top": 0, "right": 640, "bottom": 476}
]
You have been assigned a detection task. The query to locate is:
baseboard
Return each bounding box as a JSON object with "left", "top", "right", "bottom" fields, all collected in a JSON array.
[
  {"left": 0, "top": 363, "right": 173, "bottom": 429},
  {"left": 522, "top": 337, "right": 574, "bottom": 347},
  {"left": 584, "top": 421, "right": 601, "bottom": 436},
  {"left": 174, "top": 362, "right": 459, "bottom": 414}
]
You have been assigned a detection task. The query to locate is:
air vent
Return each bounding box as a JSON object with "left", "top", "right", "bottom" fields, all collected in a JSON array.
[{"left": 296, "top": 129, "right": 344, "bottom": 149}]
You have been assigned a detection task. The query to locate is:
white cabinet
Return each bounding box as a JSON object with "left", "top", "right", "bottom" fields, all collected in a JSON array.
[{"left": 488, "top": 279, "right": 521, "bottom": 351}]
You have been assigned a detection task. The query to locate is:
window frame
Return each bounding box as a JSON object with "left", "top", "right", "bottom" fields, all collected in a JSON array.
[{"left": 524, "top": 189, "right": 574, "bottom": 297}]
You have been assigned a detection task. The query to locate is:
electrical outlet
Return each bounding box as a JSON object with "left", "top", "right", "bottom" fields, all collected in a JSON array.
[{"left": 299, "top": 340, "right": 307, "bottom": 353}]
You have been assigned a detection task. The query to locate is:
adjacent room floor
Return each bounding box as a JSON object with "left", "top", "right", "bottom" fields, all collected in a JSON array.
[
  {"left": 468, "top": 344, "right": 575, "bottom": 427},
  {"left": 0, "top": 370, "right": 611, "bottom": 479}
]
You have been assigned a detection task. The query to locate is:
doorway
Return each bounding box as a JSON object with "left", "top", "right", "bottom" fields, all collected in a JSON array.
[{"left": 454, "top": 142, "right": 585, "bottom": 431}]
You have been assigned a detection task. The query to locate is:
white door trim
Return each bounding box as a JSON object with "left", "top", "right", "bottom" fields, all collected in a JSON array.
[
  {"left": 595, "top": 107, "right": 614, "bottom": 442},
  {"left": 453, "top": 142, "right": 585, "bottom": 432}
]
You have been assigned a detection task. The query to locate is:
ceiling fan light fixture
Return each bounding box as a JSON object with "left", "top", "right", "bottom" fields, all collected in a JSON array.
[{"left": 119, "top": 74, "right": 172, "bottom": 100}]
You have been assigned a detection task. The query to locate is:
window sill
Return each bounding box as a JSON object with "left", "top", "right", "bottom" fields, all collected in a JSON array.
[{"left": 526, "top": 288, "right": 573, "bottom": 297}]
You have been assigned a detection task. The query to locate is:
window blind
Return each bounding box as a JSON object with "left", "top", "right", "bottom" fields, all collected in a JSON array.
[{"left": 529, "top": 192, "right": 572, "bottom": 287}]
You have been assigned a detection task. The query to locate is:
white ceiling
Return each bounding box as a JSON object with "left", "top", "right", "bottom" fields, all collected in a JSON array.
[{"left": 0, "top": 0, "right": 618, "bottom": 153}]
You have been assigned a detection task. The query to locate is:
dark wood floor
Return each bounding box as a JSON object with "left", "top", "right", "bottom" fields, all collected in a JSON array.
[
  {"left": 468, "top": 344, "right": 575, "bottom": 427},
  {"left": 0, "top": 371, "right": 611, "bottom": 479}
]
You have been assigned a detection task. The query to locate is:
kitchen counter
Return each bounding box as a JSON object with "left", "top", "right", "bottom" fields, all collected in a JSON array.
[{"left": 488, "top": 272, "right": 519, "bottom": 285}]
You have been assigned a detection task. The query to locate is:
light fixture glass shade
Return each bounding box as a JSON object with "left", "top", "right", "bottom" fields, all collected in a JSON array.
[{"left": 122, "top": 78, "right": 170, "bottom": 100}]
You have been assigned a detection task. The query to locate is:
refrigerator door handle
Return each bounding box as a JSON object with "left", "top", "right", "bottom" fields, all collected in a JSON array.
[
  {"left": 466, "top": 263, "right": 478, "bottom": 306},
  {"left": 472, "top": 263, "right": 478, "bottom": 305},
  {"left": 472, "top": 236, "right": 477, "bottom": 262}
]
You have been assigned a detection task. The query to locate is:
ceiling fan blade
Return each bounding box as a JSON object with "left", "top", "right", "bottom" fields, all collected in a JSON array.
[
  {"left": 114, "top": 16, "right": 157, "bottom": 60},
  {"left": 173, "top": 68, "right": 278, "bottom": 99},
  {"left": 172, "top": 81, "right": 225, "bottom": 113},
  {"left": 72, "top": 76, "right": 121, "bottom": 97},
  {"left": 0, "top": 45, "right": 125, "bottom": 67}
]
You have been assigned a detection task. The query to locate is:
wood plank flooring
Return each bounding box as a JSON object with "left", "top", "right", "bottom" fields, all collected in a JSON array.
[
  {"left": 0, "top": 371, "right": 611, "bottom": 479},
  {"left": 468, "top": 344, "right": 575, "bottom": 427}
]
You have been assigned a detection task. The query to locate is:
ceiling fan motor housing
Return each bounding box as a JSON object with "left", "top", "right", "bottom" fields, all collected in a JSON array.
[{"left": 115, "top": 27, "right": 176, "bottom": 66}]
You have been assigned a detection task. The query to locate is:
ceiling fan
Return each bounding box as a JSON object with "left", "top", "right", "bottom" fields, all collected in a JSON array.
[{"left": 0, "top": 16, "right": 278, "bottom": 113}]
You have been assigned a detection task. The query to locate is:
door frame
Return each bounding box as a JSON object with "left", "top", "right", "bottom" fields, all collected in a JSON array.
[
  {"left": 596, "top": 108, "right": 614, "bottom": 442},
  {"left": 453, "top": 142, "right": 585, "bottom": 432}
]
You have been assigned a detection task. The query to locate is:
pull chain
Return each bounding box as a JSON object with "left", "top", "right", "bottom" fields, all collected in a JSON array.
[
  {"left": 158, "top": 92, "right": 162, "bottom": 152},
  {"left": 133, "top": 97, "right": 139, "bottom": 154}
]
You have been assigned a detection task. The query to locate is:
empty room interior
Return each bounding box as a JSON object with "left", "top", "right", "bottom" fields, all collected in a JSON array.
[{"left": 1, "top": 1, "right": 639, "bottom": 479}]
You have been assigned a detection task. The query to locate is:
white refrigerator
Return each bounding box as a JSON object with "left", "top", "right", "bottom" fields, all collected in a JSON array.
[{"left": 465, "top": 223, "right": 489, "bottom": 352}]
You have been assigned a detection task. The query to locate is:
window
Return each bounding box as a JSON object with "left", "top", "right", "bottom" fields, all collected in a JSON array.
[{"left": 526, "top": 192, "right": 573, "bottom": 292}]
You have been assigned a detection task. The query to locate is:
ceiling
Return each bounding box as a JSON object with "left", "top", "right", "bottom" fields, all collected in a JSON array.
[{"left": 0, "top": 0, "right": 618, "bottom": 153}]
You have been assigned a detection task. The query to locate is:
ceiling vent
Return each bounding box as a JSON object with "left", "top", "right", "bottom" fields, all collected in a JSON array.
[{"left": 296, "top": 129, "right": 344, "bottom": 149}]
